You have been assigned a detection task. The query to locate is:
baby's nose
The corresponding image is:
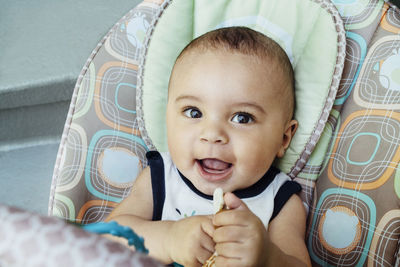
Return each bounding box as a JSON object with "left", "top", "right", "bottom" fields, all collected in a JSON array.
[{"left": 200, "top": 122, "right": 228, "bottom": 144}]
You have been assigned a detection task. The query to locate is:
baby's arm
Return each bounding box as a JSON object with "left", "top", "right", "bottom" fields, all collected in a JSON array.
[
  {"left": 106, "top": 167, "right": 215, "bottom": 266},
  {"left": 266, "top": 194, "right": 311, "bottom": 266},
  {"left": 106, "top": 167, "right": 167, "bottom": 257},
  {"left": 213, "top": 193, "right": 311, "bottom": 267}
]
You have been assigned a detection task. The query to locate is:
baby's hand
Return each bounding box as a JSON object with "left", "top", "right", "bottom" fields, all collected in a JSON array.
[
  {"left": 213, "top": 193, "right": 268, "bottom": 267},
  {"left": 165, "top": 215, "right": 215, "bottom": 267}
]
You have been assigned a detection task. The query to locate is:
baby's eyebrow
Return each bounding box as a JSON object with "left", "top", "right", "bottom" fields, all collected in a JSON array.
[
  {"left": 174, "top": 95, "right": 201, "bottom": 102},
  {"left": 233, "top": 102, "right": 266, "bottom": 114}
]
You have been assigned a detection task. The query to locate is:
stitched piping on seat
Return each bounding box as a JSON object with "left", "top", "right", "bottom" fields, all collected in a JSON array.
[
  {"left": 47, "top": 7, "right": 140, "bottom": 217},
  {"left": 288, "top": 0, "right": 346, "bottom": 179},
  {"left": 136, "top": 0, "right": 173, "bottom": 153}
]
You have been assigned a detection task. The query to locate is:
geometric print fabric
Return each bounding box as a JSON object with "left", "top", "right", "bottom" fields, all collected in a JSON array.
[
  {"left": 308, "top": 1, "right": 400, "bottom": 266},
  {"left": 48, "top": 0, "right": 400, "bottom": 266}
]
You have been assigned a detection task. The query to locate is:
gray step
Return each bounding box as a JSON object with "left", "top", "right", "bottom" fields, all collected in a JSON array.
[
  {"left": 0, "top": 0, "right": 142, "bottom": 214},
  {"left": 0, "top": 141, "right": 60, "bottom": 215},
  {"left": 0, "top": 101, "right": 70, "bottom": 145},
  {"left": 0, "top": 0, "right": 142, "bottom": 107},
  {"left": 0, "top": 0, "right": 142, "bottom": 143}
]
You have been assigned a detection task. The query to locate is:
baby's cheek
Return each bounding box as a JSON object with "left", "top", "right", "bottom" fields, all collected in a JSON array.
[{"left": 242, "top": 154, "right": 272, "bottom": 178}]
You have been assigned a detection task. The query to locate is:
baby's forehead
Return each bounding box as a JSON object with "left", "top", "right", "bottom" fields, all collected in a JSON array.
[
  {"left": 173, "top": 51, "right": 290, "bottom": 94},
  {"left": 178, "top": 46, "right": 272, "bottom": 65},
  {"left": 173, "top": 49, "right": 288, "bottom": 85}
]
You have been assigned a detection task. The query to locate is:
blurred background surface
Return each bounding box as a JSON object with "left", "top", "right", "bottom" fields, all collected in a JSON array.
[{"left": 0, "top": 0, "right": 142, "bottom": 215}]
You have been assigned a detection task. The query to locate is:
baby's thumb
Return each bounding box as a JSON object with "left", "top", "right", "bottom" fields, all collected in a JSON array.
[{"left": 224, "top": 192, "right": 249, "bottom": 211}]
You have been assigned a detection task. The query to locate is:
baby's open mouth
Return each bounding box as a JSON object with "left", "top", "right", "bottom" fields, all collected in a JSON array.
[
  {"left": 199, "top": 159, "right": 232, "bottom": 173},
  {"left": 196, "top": 159, "right": 233, "bottom": 181}
]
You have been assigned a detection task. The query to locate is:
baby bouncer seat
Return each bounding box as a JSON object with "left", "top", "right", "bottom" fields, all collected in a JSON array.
[{"left": 2, "top": 0, "right": 400, "bottom": 266}]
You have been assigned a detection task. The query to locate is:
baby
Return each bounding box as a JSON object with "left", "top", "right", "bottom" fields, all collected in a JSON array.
[{"left": 107, "top": 27, "right": 311, "bottom": 267}]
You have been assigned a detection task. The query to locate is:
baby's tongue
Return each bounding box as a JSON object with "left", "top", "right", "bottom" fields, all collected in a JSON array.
[{"left": 202, "top": 159, "right": 230, "bottom": 170}]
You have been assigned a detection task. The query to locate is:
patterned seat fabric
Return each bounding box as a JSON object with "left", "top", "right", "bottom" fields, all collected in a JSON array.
[
  {"left": 47, "top": 0, "right": 400, "bottom": 266},
  {"left": 48, "top": 0, "right": 161, "bottom": 223},
  {"left": 305, "top": 2, "right": 400, "bottom": 266}
]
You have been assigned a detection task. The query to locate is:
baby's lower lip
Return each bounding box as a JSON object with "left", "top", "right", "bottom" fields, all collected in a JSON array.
[{"left": 195, "top": 159, "right": 233, "bottom": 182}]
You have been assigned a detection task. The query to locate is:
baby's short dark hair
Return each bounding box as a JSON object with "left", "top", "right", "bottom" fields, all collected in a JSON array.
[{"left": 175, "top": 26, "right": 295, "bottom": 120}]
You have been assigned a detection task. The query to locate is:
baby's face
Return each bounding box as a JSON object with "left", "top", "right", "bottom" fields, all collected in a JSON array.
[{"left": 166, "top": 50, "right": 297, "bottom": 195}]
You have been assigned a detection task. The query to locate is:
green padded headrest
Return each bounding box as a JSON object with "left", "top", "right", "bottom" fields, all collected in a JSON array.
[{"left": 137, "top": 0, "right": 345, "bottom": 177}]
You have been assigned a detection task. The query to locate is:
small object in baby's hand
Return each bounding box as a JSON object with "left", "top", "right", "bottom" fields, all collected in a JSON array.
[
  {"left": 204, "top": 188, "right": 225, "bottom": 267},
  {"left": 213, "top": 187, "right": 224, "bottom": 214}
]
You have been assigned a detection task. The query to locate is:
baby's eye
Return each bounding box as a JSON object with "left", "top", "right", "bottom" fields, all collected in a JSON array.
[
  {"left": 231, "top": 113, "right": 254, "bottom": 124},
  {"left": 183, "top": 108, "right": 202, "bottom": 119}
]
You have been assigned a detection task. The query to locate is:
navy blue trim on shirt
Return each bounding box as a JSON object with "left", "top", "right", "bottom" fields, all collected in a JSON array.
[
  {"left": 178, "top": 166, "right": 281, "bottom": 200},
  {"left": 270, "top": 180, "right": 302, "bottom": 221},
  {"left": 146, "top": 150, "right": 302, "bottom": 222},
  {"left": 146, "top": 151, "right": 165, "bottom": 221}
]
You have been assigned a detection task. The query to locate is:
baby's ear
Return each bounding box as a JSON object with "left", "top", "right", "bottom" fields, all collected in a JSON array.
[{"left": 277, "top": 119, "right": 298, "bottom": 158}]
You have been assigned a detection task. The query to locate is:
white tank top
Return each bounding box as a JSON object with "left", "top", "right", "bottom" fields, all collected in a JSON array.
[{"left": 147, "top": 151, "right": 301, "bottom": 228}]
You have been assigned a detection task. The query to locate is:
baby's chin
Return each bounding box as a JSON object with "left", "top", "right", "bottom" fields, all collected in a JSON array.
[
  {"left": 187, "top": 177, "right": 220, "bottom": 196},
  {"left": 191, "top": 181, "right": 216, "bottom": 196},
  {"left": 192, "top": 179, "right": 236, "bottom": 196},
  {"left": 181, "top": 168, "right": 239, "bottom": 195}
]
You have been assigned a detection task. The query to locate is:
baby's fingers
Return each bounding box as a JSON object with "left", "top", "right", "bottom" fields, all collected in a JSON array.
[
  {"left": 201, "top": 217, "right": 215, "bottom": 237},
  {"left": 215, "top": 255, "right": 242, "bottom": 267},
  {"left": 223, "top": 192, "right": 243, "bottom": 210},
  {"left": 200, "top": 234, "right": 216, "bottom": 256},
  {"left": 213, "top": 210, "right": 248, "bottom": 227},
  {"left": 213, "top": 225, "right": 246, "bottom": 243},
  {"left": 215, "top": 242, "right": 258, "bottom": 267},
  {"left": 196, "top": 246, "right": 214, "bottom": 266},
  {"left": 199, "top": 223, "right": 216, "bottom": 264},
  {"left": 215, "top": 242, "right": 242, "bottom": 261}
]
